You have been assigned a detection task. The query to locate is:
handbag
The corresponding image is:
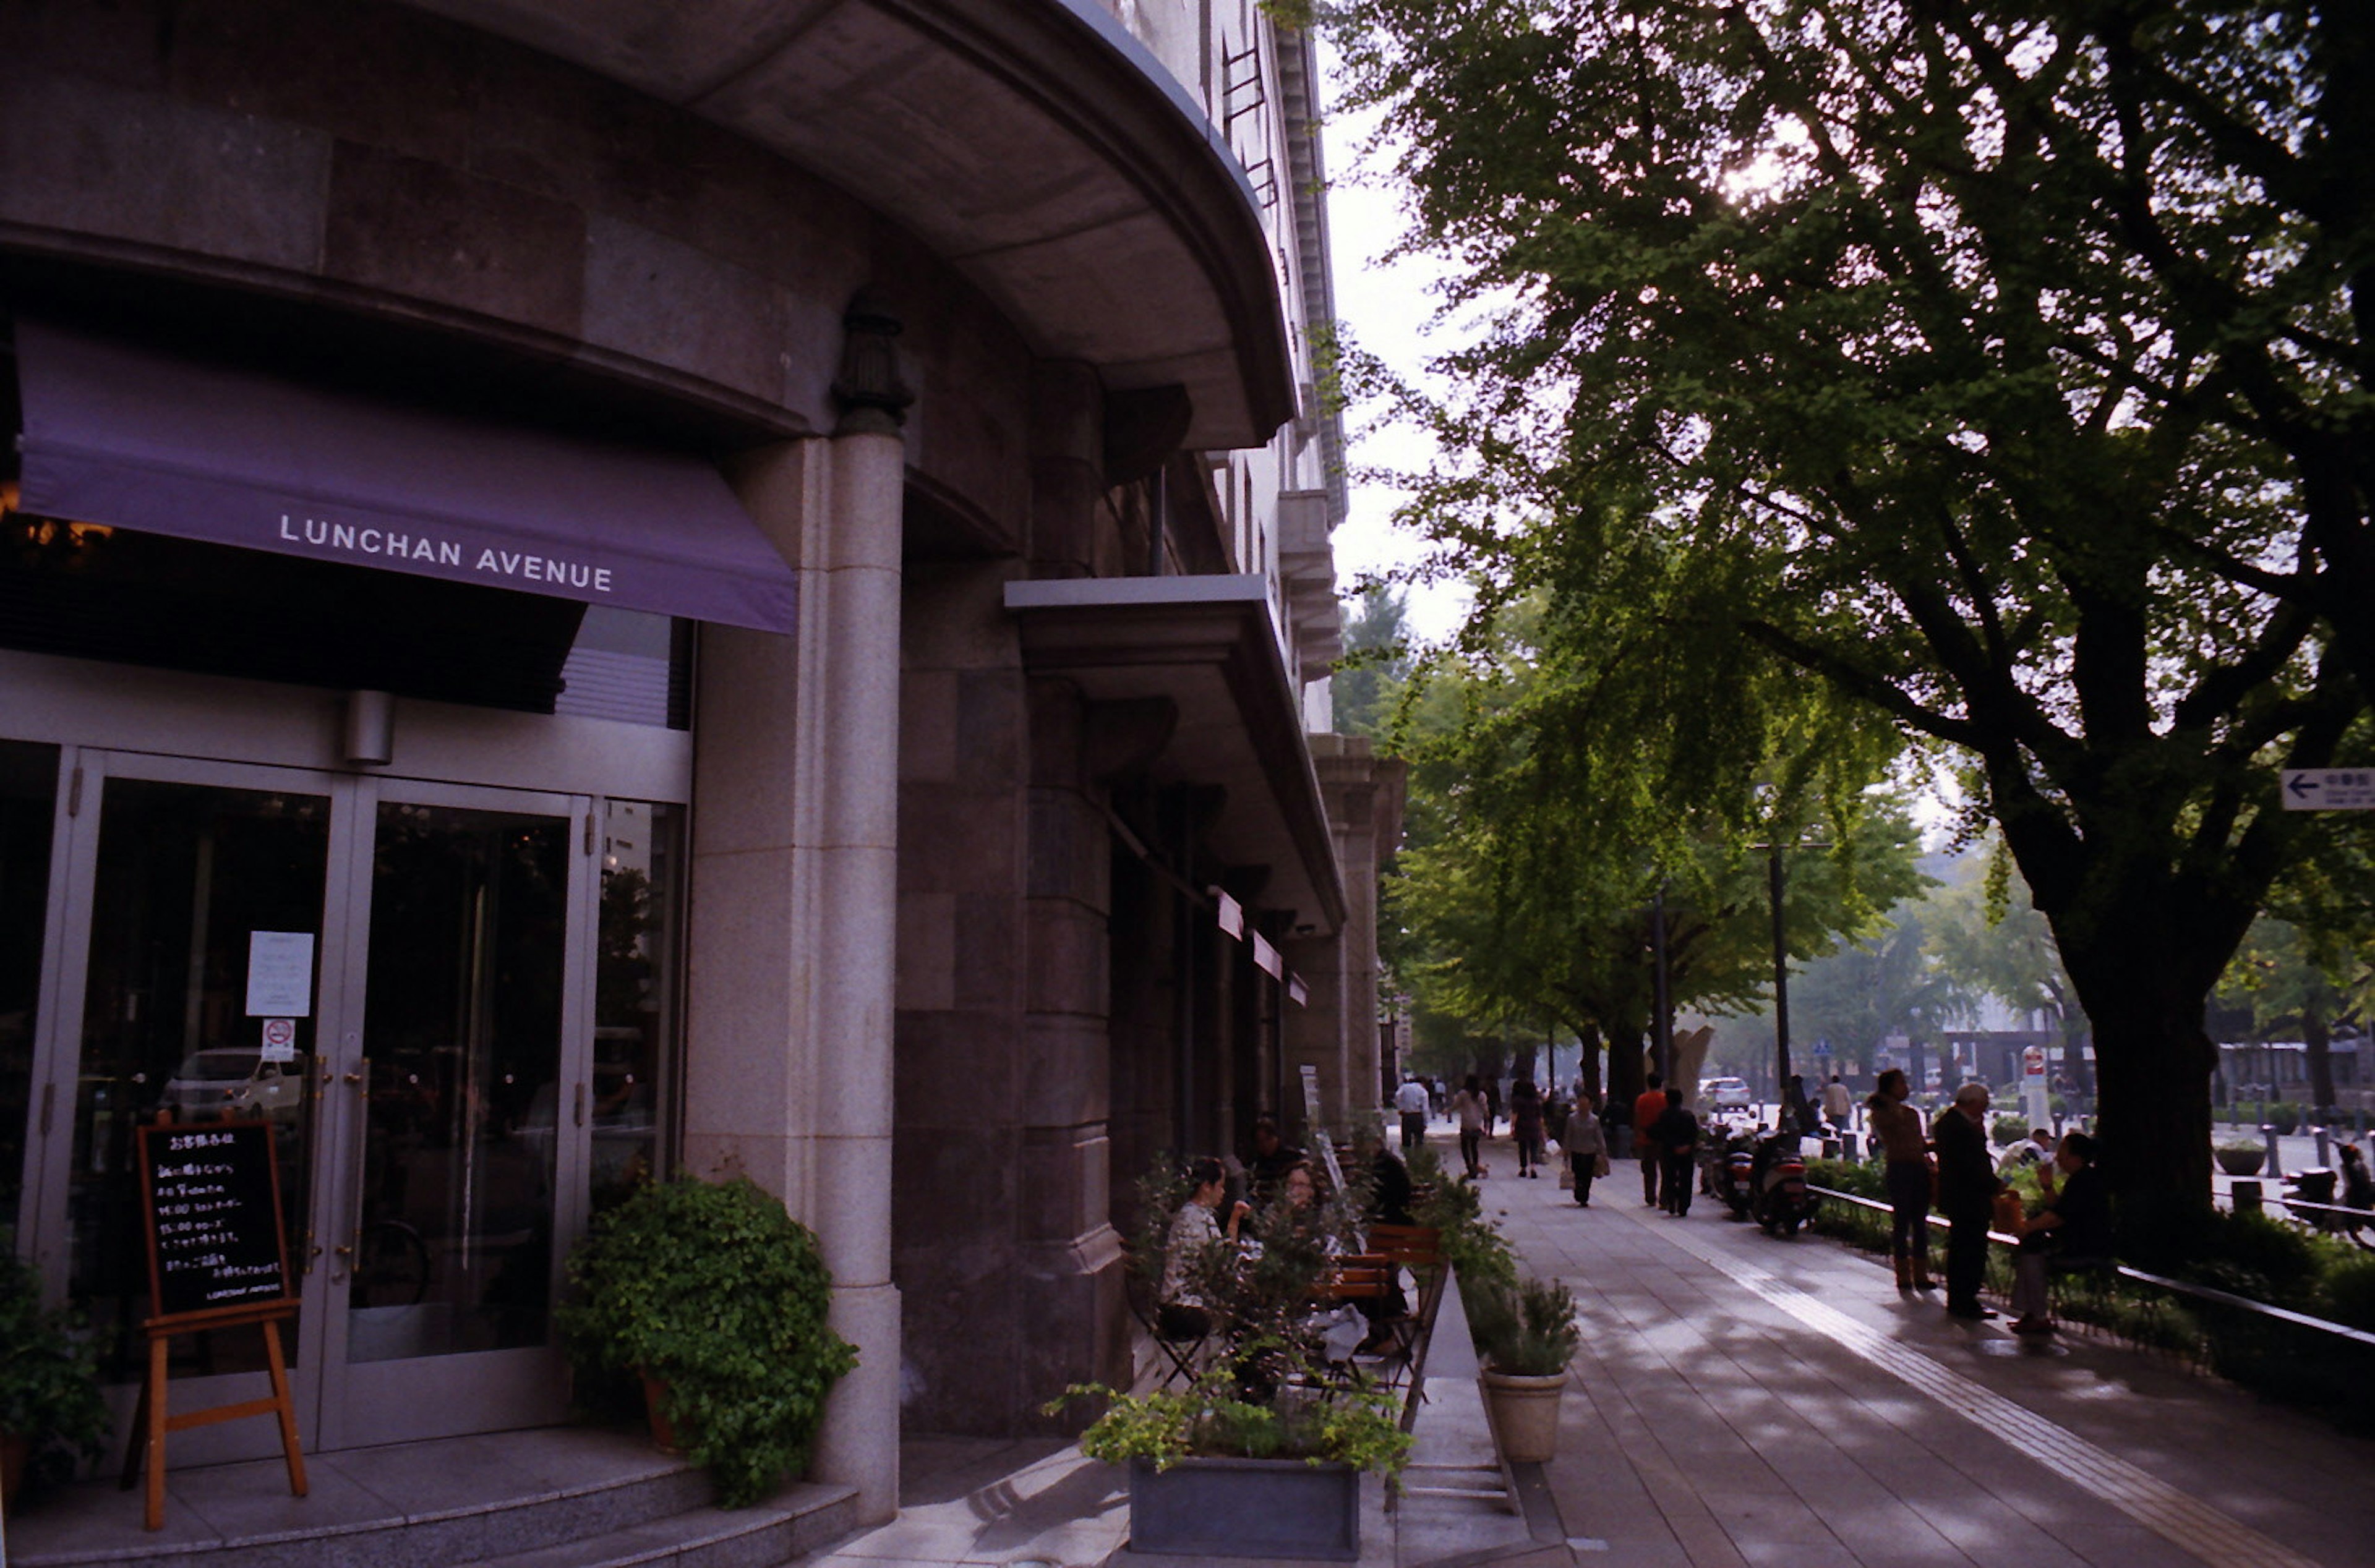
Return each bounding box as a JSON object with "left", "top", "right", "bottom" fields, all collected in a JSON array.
[
  {"left": 1594, "top": 1151, "right": 1612, "bottom": 1178},
  {"left": 1557, "top": 1162, "right": 1574, "bottom": 1190}
]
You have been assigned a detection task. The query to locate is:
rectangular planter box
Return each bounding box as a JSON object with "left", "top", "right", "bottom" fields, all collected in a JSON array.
[{"left": 1127, "top": 1455, "right": 1359, "bottom": 1561}]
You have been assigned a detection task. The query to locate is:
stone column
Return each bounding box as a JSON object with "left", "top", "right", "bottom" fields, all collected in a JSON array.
[{"left": 684, "top": 302, "right": 907, "bottom": 1523}]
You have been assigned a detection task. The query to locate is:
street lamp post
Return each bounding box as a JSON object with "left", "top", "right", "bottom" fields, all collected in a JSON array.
[
  {"left": 1651, "top": 881, "right": 1672, "bottom": 1084},
  {"left": 1769, "top": 845, "right": 1791, "bottom": 1095}
]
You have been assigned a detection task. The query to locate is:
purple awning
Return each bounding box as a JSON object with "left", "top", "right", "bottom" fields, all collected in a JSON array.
[{"left": 14, "top": 321, "right": 797, "bottom": 634}]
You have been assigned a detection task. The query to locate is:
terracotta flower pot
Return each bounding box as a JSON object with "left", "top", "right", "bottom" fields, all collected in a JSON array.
[
  {"left": 1481, "top": 1368, "right": 1568, "bottom": 1463},
  {"left": 2, "top": 1432, "right": 31, "bottom": 1508},
  {"left": 640, "top": 1373, "right": 685, "bottom": 1455}
]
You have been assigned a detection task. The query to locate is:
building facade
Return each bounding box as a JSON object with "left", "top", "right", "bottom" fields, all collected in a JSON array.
[{"left": 0, "top": 0, "right": 1397, "bottom": 1530}]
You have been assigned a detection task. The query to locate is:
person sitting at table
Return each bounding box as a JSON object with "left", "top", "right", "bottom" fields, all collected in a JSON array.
[
  {"left": 1158, "top": 1156, "right": 1249, "bottom": 1339},
  {"left": 2008, "top": 1131, "right": 2112, "bottom": 1336},
  {"left": 1247, "top": 1115, "right": 1305, "bottom": 1203}
]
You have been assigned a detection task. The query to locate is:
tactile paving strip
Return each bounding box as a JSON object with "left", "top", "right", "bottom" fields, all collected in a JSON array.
[{"left": 1635, "top": 1214, "right": 2326, "bottom": 1568}]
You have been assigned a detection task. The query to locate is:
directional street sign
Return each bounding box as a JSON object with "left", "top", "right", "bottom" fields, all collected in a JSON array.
[{"left": 2281, "top": 769, "right": 2375, "bottom": 811}]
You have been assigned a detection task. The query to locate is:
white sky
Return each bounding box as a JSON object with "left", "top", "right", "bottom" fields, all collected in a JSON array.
[{"left": 1316, "top": 51, "right": 1472, "bottom": 643}]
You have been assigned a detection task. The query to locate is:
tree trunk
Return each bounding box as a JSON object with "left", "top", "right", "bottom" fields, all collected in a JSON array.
[
  {"left": 2069, "top": 980, "right": 2219, "bottom": 1263},
  {"left": 1577, "top": 1021, "right": 1604, "bottom": 1104},
  {"left": 1605, "top": 1026, "right": 1646, "bottom": 1111},
  {"left": 2303, "top": 1008, "right": 2335, "bottom": 1117}
]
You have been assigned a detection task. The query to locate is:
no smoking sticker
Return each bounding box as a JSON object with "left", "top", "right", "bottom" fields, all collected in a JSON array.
[{"left": 260, "top": 1018, "right": 298, "bottom": 1062}]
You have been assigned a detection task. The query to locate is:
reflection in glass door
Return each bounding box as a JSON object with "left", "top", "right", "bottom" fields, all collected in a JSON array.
[
  {"left": 346, "top": 800, "right": 567, "bottom": 1365},
  {"left": 63, "top": 775, "right": 331, "bottom": 1400}
]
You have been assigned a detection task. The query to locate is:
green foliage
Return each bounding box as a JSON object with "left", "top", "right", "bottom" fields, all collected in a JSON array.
[
  {"left": 1325, "top": 0, "right": 2375, "bottom": 1240},
  {"left": 557, "top": 1175, "right": 856, "bottom": 1507},
  {"left": 1411, "top": 1170, "right": 1513, "bottom": 1293},
  {"left": 0, "top": 1255, "right": 109, "bottom": 1491},
  {"left": 1465, "top": 1275, "right": 1580, "bottom": 1376},
  {"left": 1048, "top": 1368, "right": 1413, "bottom": 1480},
  {"left": 2317, "top": 1259, "right": 2375, "bottom": 1334},
  {"left": 1804, "top": 1156, "right": 1885, "bottom": 1203},
  {"left": 1990, "top": 1115, "right": 2031, "bottom": 1148}
]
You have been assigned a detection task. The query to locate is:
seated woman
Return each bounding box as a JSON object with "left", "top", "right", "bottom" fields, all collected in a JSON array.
[
  {"left": 2008, "top": 1131, "right": 2112, "bottom": 1336},
  {"left": 1158, "top": 1157, "right": 1249, "bottom": 1339}
]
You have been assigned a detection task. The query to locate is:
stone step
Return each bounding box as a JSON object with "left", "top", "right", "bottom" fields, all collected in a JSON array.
[
  {"left": 5, "top": 1428, "right": 849, "bottom": 1568},
  {"left": 473, "top": 1483, "right": 856, "bottom": 1568}
]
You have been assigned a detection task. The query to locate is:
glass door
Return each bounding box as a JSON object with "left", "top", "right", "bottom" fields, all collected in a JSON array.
[
  {"left": 18, "top": 755, "right": 601, "bottom": 1458},
  {"left": 316, "top": 779, "right": 593, "bottom": 1449},
  {"left": 23, "top": 754, "right": 353, "bottom": 1466}
]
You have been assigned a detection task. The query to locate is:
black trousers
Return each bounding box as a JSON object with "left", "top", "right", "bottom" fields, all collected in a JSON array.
[
  {"left": 1885, "top": 1160, "right": 1932, "bottom": 1269},
  {"left": 1570, "top": 1149, "right": 1598, "bottom": 1204},
  {"left": 1640, "top": 1151, "right": 1661, "bottom": 1204},
  {"left": 1945, "top": 1208, "right": 1991, "bottom": 1305},
  {"left": 1661, "top": 1152, "right": 1695, "bottom": 1214}
]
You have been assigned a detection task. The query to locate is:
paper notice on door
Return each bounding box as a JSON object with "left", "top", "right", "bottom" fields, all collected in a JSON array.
[{"left": 245, "top": 931, "right": 315, "bottom": 1017}]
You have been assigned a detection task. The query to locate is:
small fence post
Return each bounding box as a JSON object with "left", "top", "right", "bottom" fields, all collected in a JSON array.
[
  {"left": 2313, "top": 1125, "right": 2330, "bottom": 1167},
  {"left": 2230, "top": 1180, "right": 2261, "bottom": 1214},
  {"left": 2262, "top": 1125, "right": 2284, "bottom": 1179}
]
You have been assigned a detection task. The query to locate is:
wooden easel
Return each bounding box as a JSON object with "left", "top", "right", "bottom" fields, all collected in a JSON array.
[
  {"left": 125, "top": 1112, "right": 308, "bottom": 1530},
  {"left": 121, "top": 1300, "right": 307, "bottom": 1530}
]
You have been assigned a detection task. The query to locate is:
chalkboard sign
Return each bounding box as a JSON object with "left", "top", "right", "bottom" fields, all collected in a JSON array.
[{"left": 137, "top": 1118, "right": 294, "bottom": 1321}]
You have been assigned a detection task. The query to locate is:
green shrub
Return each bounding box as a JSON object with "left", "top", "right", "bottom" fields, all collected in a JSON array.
[
  {"left": 1803, "top": 1156, "right": 1886, "bottom": 1201},
  {"left": 558, "top": 1175, "right": 856, "bottom": 1507},
  {"left": 2317, "top": 1257, "right": 2375, "bottom": 1332},
  {"left": 1466, "top": 1275, "right": 1580, "bottom": 1375},
  {"left": 0, "top": 1254, "right": 111, "bottom": 1496},
  {"left": 1990, "top": 1114, "right": 2030, "bottom": 1148},
  {"left": 2186, "top": 1210, "right": 2324, "bottom": 1305},
  {"left": 1048, "top": 1365, "right": 1413, "bottom": 1479}
]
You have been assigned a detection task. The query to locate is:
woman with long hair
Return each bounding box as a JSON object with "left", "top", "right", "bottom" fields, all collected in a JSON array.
[{"left": 1867, "top": 1069, "right": 1935, "bottom": 1292}]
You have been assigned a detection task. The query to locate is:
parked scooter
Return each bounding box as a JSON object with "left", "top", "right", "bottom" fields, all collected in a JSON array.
[
  {"left": 1710, "top": 1126, "right": 1757, "bottom": 1220},
  {"left": 1750, "top": 1130, "right": 1815, "bottom": 1237}
]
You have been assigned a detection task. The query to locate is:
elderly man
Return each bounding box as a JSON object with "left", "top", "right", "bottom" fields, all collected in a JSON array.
[{"left": 1932, "top": 1082, "right": 2004, "bottom": 1319}]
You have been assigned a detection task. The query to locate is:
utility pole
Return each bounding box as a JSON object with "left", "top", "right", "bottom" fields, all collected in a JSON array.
[
  {"left": 1651, "top": 881, "right": 1672, "bottom": 1083},
  {"left": 1770, "top": 845, "right": 1791, "bottom": 1093}
]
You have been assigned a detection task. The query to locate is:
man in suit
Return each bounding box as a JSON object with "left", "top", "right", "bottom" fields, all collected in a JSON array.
[{"left": 1932, "top": 1083, "right": 2003, "bottom": 1319}]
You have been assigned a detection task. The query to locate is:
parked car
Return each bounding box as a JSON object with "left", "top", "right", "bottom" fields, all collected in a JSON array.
[
  {"left": 161, "top": 1047, "right": 303, "bottom": 1121},
  {"left": 1700, "top": 1076, "right": 1753, "bottom": 1112}
]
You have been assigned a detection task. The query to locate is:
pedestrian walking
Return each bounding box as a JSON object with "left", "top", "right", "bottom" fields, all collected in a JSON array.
[
  {"left": 1543, "top": 1084, "right": 1572, "bottom": 1154},
  {"left": 1450, "top": 1074, "right": 1489, "bottom": 1179},
  {"left": 1821, "top": 1073, "right": 1854, "bottom": 1132},
  {"left": 1394, "top": 1074, "right": 1431, "bottom": 1155},
  {"left": 1564, "top": 1093, "right": 1608, "bottom": 1206},
  {"left": 1867, "top": 1069, "right": 1935, "bottom": 1292},
  {"left": 1633, "top": 1074, "right": 1669, "bottom": 1206},
  {"left": 1650, "top": 1088, "right": 1700, "bottom": 1216},
  {"left": 1933, "top": 1082, "right": 2003, "bottom": 1319},
  {"left": 1512, "top": 1076, "right": 1544, "bottom": 1177}
]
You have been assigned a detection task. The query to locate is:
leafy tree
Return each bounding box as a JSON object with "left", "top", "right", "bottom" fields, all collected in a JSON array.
[
  {"left": 1925, "top": 846, "right": 2094, "bottom": 1090},
  {"left": 1332, "top": 584, "right": 1412, "bottom": 739},
  {"left": 1380, "top": 599, "right": 1925, "bottom": 1105},
  {"left": 1778, "top": 900, "right": 1968, "bottom": 1075},
  {"left": 1326, "top": 0, "right": 2374, "bottom": 1250}
]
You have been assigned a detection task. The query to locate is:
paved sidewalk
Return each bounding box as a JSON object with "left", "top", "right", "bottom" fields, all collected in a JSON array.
[
  {"left": 803, "top": 1128, "right": 2375, "bottom": 1568},
  {"left": 807, "top": 1252, "right": 1539, "bottom": 1568},
  {"left": 1484, "top": 1140, "right": 2375, "bottom": 1568}
]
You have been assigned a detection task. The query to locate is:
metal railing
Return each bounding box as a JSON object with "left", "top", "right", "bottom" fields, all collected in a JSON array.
[{"left": 1805, "top": 1183, "right": 2375, "bottom": 1351}]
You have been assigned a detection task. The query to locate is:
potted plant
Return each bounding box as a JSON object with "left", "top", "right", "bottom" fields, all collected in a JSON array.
[
  {"left": 0, "top": 1254, "right": 111, "bottom": 1509},
  {"left": 2215, "top": 1140, "right": 2268, "bottom": 1177},
  {"left": 1049, "top": 1362, "right": 1411, "bottom": 1562},
  {"left": 1466, "top": 1274, "right": 1581, "bottom": 1463},
  {"left": 556, "top": 1175, "right": 857, "bottom": 1507}
]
